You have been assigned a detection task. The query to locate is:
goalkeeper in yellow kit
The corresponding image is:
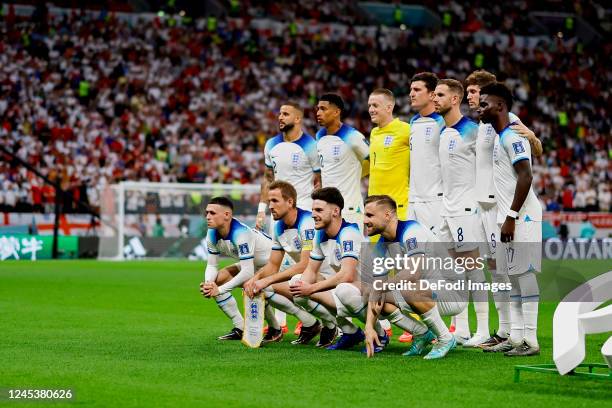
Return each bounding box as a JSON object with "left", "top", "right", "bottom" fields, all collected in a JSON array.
[
  {"left": 366, "top": 88, "right": 412, "bottom": 341},
  {"left": 367, "top": 88, "right": 410, "bottom": 220}
]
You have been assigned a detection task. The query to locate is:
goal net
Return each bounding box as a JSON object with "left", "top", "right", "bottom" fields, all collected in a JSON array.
[{"left": 98, "top": 182, "right": 260, "bottom": 260}]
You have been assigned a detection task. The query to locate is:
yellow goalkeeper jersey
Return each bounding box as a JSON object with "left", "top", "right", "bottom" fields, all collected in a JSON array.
[{"left": 368, "top": 118, "right": 410, "bottom": 219}]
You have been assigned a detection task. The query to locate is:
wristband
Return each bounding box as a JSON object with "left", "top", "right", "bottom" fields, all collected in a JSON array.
[
  {"left": 507, "top": 210, "right": 519, "bottom": 220},
  {"left": 258, "top": 202, "right": 267, "bottom": 213}
]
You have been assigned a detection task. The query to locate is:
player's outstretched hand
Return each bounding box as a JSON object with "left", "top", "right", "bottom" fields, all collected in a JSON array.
[
  {"left": 255, "top": 212, "right": 266, "bottom": 230},
  {"left": 364, "top": 325, "right": 381, "bottom": 358}
]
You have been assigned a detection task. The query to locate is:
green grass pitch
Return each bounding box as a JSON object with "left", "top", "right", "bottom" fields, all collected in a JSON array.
[{"left": 1, "top": 260, "right": 610, "bottom": 408}]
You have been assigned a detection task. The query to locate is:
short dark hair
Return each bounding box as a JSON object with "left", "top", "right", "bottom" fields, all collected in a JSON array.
[
  {"left": 282, "top": 101, "right": 304, "bottom": 117},
  {"left": 365, "top": 195, "right": 397, "bottom": 213},
  {"left": 319, "top": 93, "right": 345, "bottom": 114},
  {"left": 311, "top": 187, "right": 344, "bottom": 210},
  {"left": 411, "top": 72, "right": 439, "bottom": 92},
  {"left": 208, "top": 196, "right": 234, "bottom": 210},
  {"left": 438, "top": 78, "right": 464, "bottom": 97},
  {"left": 269, "top": 180, "right": 297, "bottom": 208},
  {"left": 465, "top": 70, "right": 496, "bottom": 89},
  {"left": 480, "top": 82, "right": 514, "bottom": 111}
]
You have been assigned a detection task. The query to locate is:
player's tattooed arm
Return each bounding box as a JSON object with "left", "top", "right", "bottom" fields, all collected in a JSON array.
[
  {"left": 511, "top": 122, "right": 543, "bottom": 157},
  {"left": 256, "top": 167, "right": 275, "bottom": 229},
  {"left": 501, "top": 160, "right": 533, "bottom": 243}
]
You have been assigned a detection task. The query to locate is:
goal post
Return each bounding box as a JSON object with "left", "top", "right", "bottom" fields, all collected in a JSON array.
[{"left": 98, "top": 181, "right": 260, "bottom": 260}]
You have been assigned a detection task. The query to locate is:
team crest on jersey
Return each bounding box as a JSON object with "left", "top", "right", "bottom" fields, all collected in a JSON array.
[
  {"left": 448, "top": 139, "right": 457, "bottom": 151},
  {"left": 384, "top": 135, "right": 394, "bottom": 147},
  {"left": 486, "top": 126, "right": 494, "bottom": 141},
  {"left": 512, "top": 141, "right": 525, "bottom": 154},
  {"left": 343, "top": 240, "right": 354, "bottom": 252},
  {"left": 332, "top": 144, "right": 341, "bottom": 157},
  {"left": 238, "top": 243, "right": 250, "bottom": 256},
  {"left": 291, "top": 153, "right": 300, "bottom": 167},
  {"left": 293, "top": 237, "right": 302, "bottom": 250},
  {"left": 334, "top": 247, "right": 341, "bottom": 261},
  {"left": 425, "top": 127, "right": 433, "bottom": 142},
  {"left": 305, "top": 229, "right": 315, "bottom": 240},
  {"left": 406, "top": 238, "right": 417, "bottom": 251}
]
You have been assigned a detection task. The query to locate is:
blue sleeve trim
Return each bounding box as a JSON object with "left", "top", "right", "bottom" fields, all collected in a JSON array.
[
  {"left": 512, "top": 157, "right": 529, "bottom": 165},
  {"left": 207, "top": 250, "right": 221, "bottom": 255},
  {"left": 313, "top": 169, "right": 321, "bottom": 173},
  {"left": 341, "top": 254, "right": 359, "bottom": 261},
  {"left": 310, "top": 255, "right": 325, "bottom": 261},
  {"left": 265, "top": 163, "right": 273, "bottom": 168},
  {"left": 239, "top": 256, "right": 254, "bottom": 261}
]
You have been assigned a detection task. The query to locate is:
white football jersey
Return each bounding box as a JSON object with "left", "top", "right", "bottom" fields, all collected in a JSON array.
[
  {"left": 475, "top": 112, "right": 520, "bottom": 204},
  {"left": 264, "top": 132, "right": 320, "bottom": 210},
  {"left": 310, "top": 220, "right": 363, "bottom": 273},
  {"left": 316, "top": 124, "right": 369, "bottom": 214},
  {"left": 272, "top": 208, "right": 335, "bottom": 275},
  {"left": 493, "top": 127, "right": 542, "bottom": 224},
  {"left": 409, "top": 112, "right": 446, "bottom": 203},
  {"left": 206, "top": 218, "right": 273, "bottom": 268},
  {"left": 439, "top": 116, "right": 479, "bottom": 217}
]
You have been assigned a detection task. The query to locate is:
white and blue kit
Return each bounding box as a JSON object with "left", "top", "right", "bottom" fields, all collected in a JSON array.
[
  {"left": 309, "top": 220, "right": 364, "bottom": 273},
  {"left": 272, "top": 208, "right": 334, "bottom": 278},
  {"left": 438, "top": 116, "right": 483, "bottom": 251},
  {"left": 316, "top": 124, "right": 369, "bottom": 230},
  {"left": 378, "top": 220, "right": 467, "bottom": 317},
  {"left": 408, "top": 112, "right": 446, "bottom": 233},
  {"left": 204, "top": 218, "right": 273, "bottom": 295},
  {"left": 493, "top": 126, "right": 542, "bottom": 275},
  {"left": 264, "top": 133, "right": 320, "bottom": 211},
  {"left": 475, "top": 112, "right": 521, "bottom": 258}
]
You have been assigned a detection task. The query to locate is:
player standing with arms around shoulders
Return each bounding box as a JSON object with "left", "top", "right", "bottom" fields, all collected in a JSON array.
[{"left": 433, "top": 79, "right": 489, "bottom": 345}]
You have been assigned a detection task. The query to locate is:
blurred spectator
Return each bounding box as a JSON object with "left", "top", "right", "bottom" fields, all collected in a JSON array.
[
  {"left": 0, "top": 6, "right": 609, "bottom": 213},
  {"left": 579, "top": 216, "right": 596, "bottom": 239}
]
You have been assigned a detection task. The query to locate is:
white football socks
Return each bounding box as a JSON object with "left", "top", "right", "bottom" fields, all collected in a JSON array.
[
  {"left": 214, "top": 293, "right": 244, "bottom": 329},
  {"left": 491, "top": 271, "right": 511, "bottom": 337},
  {"left": 422, "top": 305, "right": 453, "bottom": 342}
]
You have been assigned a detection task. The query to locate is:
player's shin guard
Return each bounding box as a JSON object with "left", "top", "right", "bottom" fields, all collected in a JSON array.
[
  {"left": 468, "top": 268, "right": 489, "bottom": 337},
  {"left": 275, "top": 310, "right": 287, "bottom": 326},
  {"left": 508, "top": 275, "right": 524, "bottom": 345},
  {"left": 264, "top": 289, "right": 316, "bottom": 327},
  {"left": 491, "top": 271, "right": 511, "bottom": 337},
  {"left": 518, "top": 271, "right": 539, "bottom": 347},
  {"left": 264, "top": 303, "right": 281, "bottom": 330},
  {"left": 454, "top": 306, "right": 470, "bottom": 339},
  {"left": 387, "top": 309, "right": 428, "bottom": 336},
  {"left": 215, "top": 293, "right": 244, "bottom": 329},
  {"left": 422, "top": 305, "right": 453, "bottom": 342},
  {"left": 335, "top": 283, "right": 384, "bottom": 336}
]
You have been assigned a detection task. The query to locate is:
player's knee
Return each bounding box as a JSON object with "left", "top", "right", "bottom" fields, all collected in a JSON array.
[{"left": 289, "top": 274, "right": 302, "bottom": 286}]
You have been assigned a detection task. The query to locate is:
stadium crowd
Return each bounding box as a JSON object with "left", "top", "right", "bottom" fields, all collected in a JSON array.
[{"left": 0, "top": 4, "right": 609, "bottom": 213}]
